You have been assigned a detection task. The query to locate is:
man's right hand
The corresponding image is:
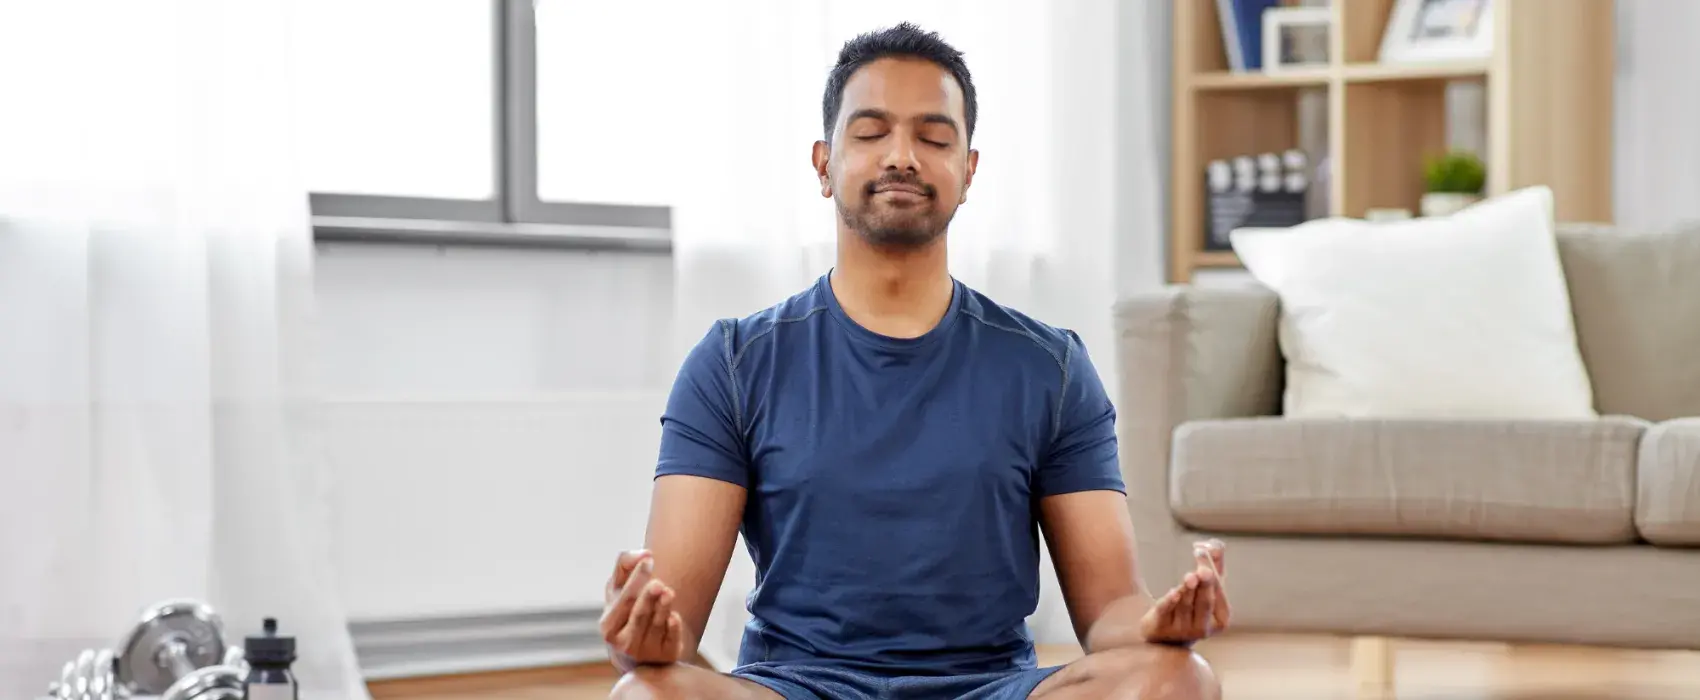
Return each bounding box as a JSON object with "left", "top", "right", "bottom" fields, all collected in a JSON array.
[{"left": 600, "top": 549, "right": 686, "bottom": 669}]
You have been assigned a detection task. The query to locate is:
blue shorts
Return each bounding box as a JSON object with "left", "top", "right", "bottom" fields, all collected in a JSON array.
[{"left": 730, "top": 661, "right": 1064, "bottom": 700}]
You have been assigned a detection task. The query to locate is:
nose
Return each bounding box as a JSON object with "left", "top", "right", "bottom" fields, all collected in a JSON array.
[{"left": 879, "top": 131, "right": 919, "bottom": 174}]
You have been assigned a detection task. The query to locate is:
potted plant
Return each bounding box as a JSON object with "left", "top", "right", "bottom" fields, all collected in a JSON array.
[{"left": 1420, "top": 150, "right": 1487, "bottom": 217}]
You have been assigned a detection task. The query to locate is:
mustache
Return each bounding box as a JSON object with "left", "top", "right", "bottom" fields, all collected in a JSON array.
[{"left": 864, "top": 173, "right": 935, "bottom": 197}]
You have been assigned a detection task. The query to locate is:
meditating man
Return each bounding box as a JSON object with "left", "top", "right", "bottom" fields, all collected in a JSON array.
[{"left": 601, "top": 23, "right": 1230, "bottom": 700}]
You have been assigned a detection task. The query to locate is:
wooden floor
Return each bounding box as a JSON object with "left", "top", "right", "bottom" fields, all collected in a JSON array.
[{"left": 366, "top": 633, "right": 1700, "bottom": 699}]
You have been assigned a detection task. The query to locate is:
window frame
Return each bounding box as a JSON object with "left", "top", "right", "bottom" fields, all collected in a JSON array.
[{"left": 310, "top": 0, "right": 671, "bottom": 252}]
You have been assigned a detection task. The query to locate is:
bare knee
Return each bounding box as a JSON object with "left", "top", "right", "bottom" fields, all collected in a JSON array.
[
  {"left": 608, "top": 663, "right": 764, "bottom": 700},
  {"left": 1139, "top": 645, "right": 1220, "bottom": 700},
  {"left": 609, "top": 664, "right": 687, "bottom": 700},
  {"left": 1070, "top": 645, "right": 1221, "bottom": 700}
]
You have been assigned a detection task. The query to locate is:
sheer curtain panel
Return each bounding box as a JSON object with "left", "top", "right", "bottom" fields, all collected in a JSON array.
[{"left": 0, "top": 2, "right": 367, "bottom": 699}]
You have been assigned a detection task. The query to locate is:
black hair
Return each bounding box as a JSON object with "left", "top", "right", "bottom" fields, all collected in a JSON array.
[{"left": 821, "top": 22, "right": 977, "bottom": 144}]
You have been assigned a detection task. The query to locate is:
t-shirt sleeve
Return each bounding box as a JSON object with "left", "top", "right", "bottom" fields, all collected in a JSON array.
[
  {"left": 654, "top": 320, "right": 751, "bottom": 488},
  {"left": 1035, "top": 331, "right": 1127, "bottom": 497}
]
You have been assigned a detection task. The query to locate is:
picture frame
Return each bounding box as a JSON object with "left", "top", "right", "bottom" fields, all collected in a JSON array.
[
  {"left": 1378, "top": 0, "right": 1494, "bottom": 64},
  {"left": 1261, "top": 6, "right": 1332, "bottom": 73}
]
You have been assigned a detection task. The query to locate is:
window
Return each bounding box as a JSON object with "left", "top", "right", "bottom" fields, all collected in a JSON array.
[
  {"left": 290, "top": 0, "right": 669, "bottom": 248},
  {"left": 292, "top": 0, "right": 495, "bottom": 204},
  {"left": 534, "top": 0, "right": 681, "bottom": 210}
]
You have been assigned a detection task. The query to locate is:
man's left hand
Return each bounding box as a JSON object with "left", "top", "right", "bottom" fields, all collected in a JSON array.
[{"left": 1139, "top": 539, "right": 1230, "bottom": 646}]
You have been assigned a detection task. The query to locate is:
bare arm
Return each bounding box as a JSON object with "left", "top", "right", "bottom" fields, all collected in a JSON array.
[
  {"left": 604, "top": 322, "right": 753, "bottom": 672},
  {"left": 1035, "top": 335, "right": 1159, "bottom": 652},
  {"left": 641, "top": 474, "right": 746, "bottom": 665},
  {"left": 1039, "top": 489, "right": 1155, "bottom": 653}
]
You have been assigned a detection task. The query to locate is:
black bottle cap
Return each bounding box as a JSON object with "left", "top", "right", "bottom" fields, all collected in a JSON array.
[{"left": 244, "top": 617, "right": 297, "bottom": 665}]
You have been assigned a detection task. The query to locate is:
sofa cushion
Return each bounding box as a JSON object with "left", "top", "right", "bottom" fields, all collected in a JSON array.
[
  {"left": 1229, "top": 187, "right": 1597, "bottom": 420},
  {"left": 1556, "top": 223, "right": 1700, "bottom": 422},
  {"left": 1169, "top": 417, "right": 1646, "bottom": 544},
  {"left": 1636, "top": 418, "right": 1700, "bottom": 545}
]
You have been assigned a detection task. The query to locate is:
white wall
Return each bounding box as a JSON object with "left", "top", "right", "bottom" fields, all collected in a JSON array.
[
  {"left": 1614, "top": 0, "right": 1700, "bottom": 229},
  {"left": 313, "top": 242, "right": 675, "bottom": 621}
]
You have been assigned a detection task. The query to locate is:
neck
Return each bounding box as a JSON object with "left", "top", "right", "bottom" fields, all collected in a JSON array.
[{"left": 830, "top": 226, "right": 953, "bottom": 339}]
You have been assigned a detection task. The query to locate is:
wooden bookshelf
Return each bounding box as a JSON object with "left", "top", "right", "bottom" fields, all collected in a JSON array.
[{"left": 1168, "top": 0, "right": 1615, "bottom": 284}]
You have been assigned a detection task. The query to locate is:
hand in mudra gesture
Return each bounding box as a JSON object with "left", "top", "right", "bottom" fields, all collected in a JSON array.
[
  {"left": 599, "top": 549, "right": 686, "bottom": 666},
  {"left": 1141, "top": 539, "right": 1230, "bottom": 645}
]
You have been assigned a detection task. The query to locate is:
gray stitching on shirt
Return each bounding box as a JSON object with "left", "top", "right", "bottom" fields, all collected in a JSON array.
[
  {"left": 960, "top": 308, "right": 1071, "bottom": 438},
  {"left": 730, "top": 306, "right": 828, "bottom": 370},
  {"left": 1057, "top": 339, "right": 1074, "bottom": 438},
  {"left": 718, "top": 319, "right": 743, "bottom": 434}
]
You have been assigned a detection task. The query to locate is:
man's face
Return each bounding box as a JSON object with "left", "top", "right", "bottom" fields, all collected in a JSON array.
[{"left": 814, "top": 58, "right": 978, "bottom": 249}]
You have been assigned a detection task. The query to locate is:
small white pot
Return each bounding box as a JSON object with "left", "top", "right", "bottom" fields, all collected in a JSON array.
[{"left": 1420, "top": 192, "right": 1482, "bottom": 217}]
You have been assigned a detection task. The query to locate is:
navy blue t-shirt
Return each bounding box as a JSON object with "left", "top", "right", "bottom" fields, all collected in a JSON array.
[{"left": 655, "top": 273, "right": 1124, "bottom": 676}]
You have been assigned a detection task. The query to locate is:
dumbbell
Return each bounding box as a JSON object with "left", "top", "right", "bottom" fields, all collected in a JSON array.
[
  {"left": 112, "top": 599, "right": 226, "bottom": 694},
  {"left": 114, "top": 599, "right": 246, "bottom": 700},
  {"left": 44, "top": 646, "right": 245, "bottom": 700},
  {"left": 41, "top": 599, "right": 249, "bottom": 700},
  {"left": 156, "top": 665, "right": 246, "bottom": 700},
  {"left": 45, "top": 648, "right": 115, "bottom": 700}
]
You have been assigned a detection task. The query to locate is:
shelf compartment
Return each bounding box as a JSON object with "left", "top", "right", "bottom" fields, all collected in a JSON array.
[
  {"left": 1171, "top": 84, "right": 1328, "bottom": 280},
  {"left": 1193, "top": 90, "right": 1312, "bottom": 163},
  {"left": 1339, "top": 80, "right": 1451, "bottom": 219}
]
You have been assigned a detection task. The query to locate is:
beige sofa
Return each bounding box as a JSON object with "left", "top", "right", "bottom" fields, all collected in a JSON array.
[{"left": 1114, "top": 223, "right": 1700, "bottom": 650}]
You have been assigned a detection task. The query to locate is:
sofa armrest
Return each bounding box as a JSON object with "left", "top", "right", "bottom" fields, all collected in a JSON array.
[{"left": 1112, "top": 284, "right": 1284, "bottom": 586}]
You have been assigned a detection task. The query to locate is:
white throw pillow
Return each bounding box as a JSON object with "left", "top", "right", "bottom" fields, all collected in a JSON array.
[{"left": 1229, "top": 186, "right": 1597, "bottom": 419}]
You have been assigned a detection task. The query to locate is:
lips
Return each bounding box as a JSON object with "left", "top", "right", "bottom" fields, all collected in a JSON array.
[{"left": 872, "top": 183, "right": 929, "bottom": 197}]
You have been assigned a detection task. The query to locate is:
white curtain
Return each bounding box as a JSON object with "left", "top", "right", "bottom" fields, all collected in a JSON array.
[
  {"left": 0, "top": 3, "right": 367, "bottom": 699},
  {"left": 1615, "top": 0, "right": 1700, "bottom": 229},
  {"left": 667, "top": 0, "right": 1136, "bottom": 668}
]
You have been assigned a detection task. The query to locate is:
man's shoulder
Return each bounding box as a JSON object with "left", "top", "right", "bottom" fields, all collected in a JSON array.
[
  {"left": 956, "top": 284, "right": 1084, "bottom": 370},
  {"left": 709, "top": 280, "right": 832, "bottom": 365}
]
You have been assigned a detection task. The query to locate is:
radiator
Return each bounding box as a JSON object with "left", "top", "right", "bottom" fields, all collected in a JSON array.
[{"left": 349, "top": 607, "right": 608, "bottom": 680}]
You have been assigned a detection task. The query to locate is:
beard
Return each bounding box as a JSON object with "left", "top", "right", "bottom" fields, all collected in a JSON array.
[{"left": 836, "top": 172, "right": 954, "bottom": 249}]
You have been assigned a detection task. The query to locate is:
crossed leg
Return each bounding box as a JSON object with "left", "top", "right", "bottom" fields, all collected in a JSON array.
[
  {"left": 1028, "top": 644, "right": 1221, "bottom": 700},
  {"left": 609, "top": 644, "right": 1219, "bottom": 700},
  {"left": 608, "top": 662, "right": 780, "bottom": 700}
]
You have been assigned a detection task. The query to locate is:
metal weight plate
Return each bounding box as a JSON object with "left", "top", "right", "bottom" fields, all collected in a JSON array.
[
  {"left": 72, "top": 649, "right": 95, "bottom": 700},
  {"left": 90, "top": 649, "right": 117, "bottom": 700},
  {"left": 221, "top": 645, "right": 246, "bottom": 673},
  {"left": 114, "top": 600, "right": 226, "bottom": 696},
  {"left": 160, "top": 665, "right": 244, "bottom": 700},
  {"left": 56, "top": 660, "right": 76, "bottom": 700}
]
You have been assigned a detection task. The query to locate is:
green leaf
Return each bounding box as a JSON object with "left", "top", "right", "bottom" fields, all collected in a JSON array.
[{"left": 1422, "top": 150, "right": 1486, "bottom": 194}]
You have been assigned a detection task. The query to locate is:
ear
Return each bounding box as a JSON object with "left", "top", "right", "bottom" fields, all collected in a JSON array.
[
  {"left": 960, "top": 148, "right": 979, "bottom": 204},
  {"left": 811, "top": 140, "right": 832, "bottom": 198}
]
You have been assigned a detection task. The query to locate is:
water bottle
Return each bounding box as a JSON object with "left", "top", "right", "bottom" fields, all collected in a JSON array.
[{"left": 242, "top": 618, "right": 299, "bottom": 700}]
